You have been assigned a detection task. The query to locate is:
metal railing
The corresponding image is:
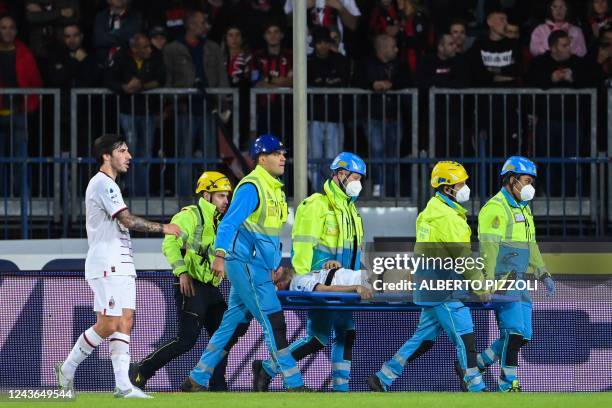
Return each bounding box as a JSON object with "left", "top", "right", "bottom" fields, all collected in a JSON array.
[
  {"left": 429, "top": 87, "right": 604, "bottom": 236},
  {"left": 251, "top": 87, "right": 419, "bottom": 203},
  {"left": 0, "top": 89, "right": 60, "bottom": 238},
  {"left": 68, "top": 88, "right": 239, "bottom": 231},
  {"left": 0, "top": 87, "right": 610, "bottom": 238}
]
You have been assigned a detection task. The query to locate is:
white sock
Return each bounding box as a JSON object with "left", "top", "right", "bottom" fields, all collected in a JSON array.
[
  {"left": 109, "top": 332, "right": 132, "bottom": 391},
  {"left": 62, "top": 327, "right": 104, "bottom": 380}
]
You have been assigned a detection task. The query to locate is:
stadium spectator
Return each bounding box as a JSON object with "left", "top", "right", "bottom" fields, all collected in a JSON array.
[
  {"left": 529, "top": 0, "right": 586, "bottom": 57},
  {"left": 163, "top": 9, "right": 227, "bottom": 201},
  {"left": 416, "top": 33, "right": 469, "bottom": 89},
  {"left": 285, "top": 0, "right": 361, "bottom": 56},
  {"left": 147, "top": 0, "right": 187, "bottom": 40},
  {"left": 328, "top": 24, "right": 342, "bottom": 53},
  {"left": 48, "top": 24, "right": 100, "bottom": 89},
  {"left": 449, "top": 19, "right": 474, "bottom": 54},
  {"left": 369, "top": 0, "right": 401, "bottom": 37},
  {"left": 0, "top": 15, "right": 42, "bottom": 115},
  {"left": 93, "top": 0, "right": 143, "bottom": 69},
  {"left": 358, "top": 34, "right": 410, "bottom": 197},
  {"left": 0, "top": 14, "right": 42, "bottom": 196},
  {"left": 528, "top": 30, "right": 591, "bottom": 196},
  {"left": 307, "top": 26, "right": 350, "bottom": 192},
  {"left": 593, "top": 25, "right": 612, "bottom": 82},
  {"left": 25, "top": 0, "right": 80, "bottom": 63},
  {"left": 244, "top": 0, "right": 287, "bottom": 51},
  {"left": 396, "top": 0, "right": 434, "bottom": 75},
  {"left": 586, "top": 0, "right": 612, "bottom": 45},
  {"left": 416, "top": 33, "right": 469, "bottom": 157},
  {"left": 223, "top": 25, "right": 252, "bottom": 88},
  {"left": 468, "top": 10, "right": 522, "bottom": 170},
  {"left": 149, "top": 26, "right": 168, "bottom": 51},
  {"left": 528, "top": 30, "right": 590, "bottom": 88},
  {"left": 47, "top": 24, "right": 101, "bottom": 153},
  {"left": 469, "top": 10, "right": 522, "bottom": 86},
  {"left": 252, "top": 21, "right": 293, "bottom": 137},
  {"left": 148, "top": 0, "right": 231, "bottom": 42},
  {"left": 222, "top": 24, "right": 252, "bottom": 149},
  {"left": 105, "top": 33, "right": 165, "bottom": 196}
]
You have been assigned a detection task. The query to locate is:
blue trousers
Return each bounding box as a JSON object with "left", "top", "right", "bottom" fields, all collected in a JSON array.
[
  {"left": 376, "top": 301, "right": 484, "bottom": 392},
  {"left": 263, "top": 310, "right": 355, "bottom": 391},
  {"left": 189, "top": 259, "right": 303, "bottom": 389},
  {"left": 478, "top": 292, "right": 533, "bottom": 391}
]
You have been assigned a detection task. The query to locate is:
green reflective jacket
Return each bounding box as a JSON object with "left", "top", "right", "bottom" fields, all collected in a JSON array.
[
  {"left": 478, "top": 188, "right": 548, "bottom": 280},
  {"left": 162, "top": 197, "right": 221, "bottom": 286},
  {"left": 292, "top": 179, "right": 363, "bottom": 275}
]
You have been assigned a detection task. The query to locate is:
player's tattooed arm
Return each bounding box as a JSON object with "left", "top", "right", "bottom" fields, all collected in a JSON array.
[
  {"left": 116, "top": 209, "right": 182, "bottom": 236},
  {"left": 116, "top": 209, "right": 163, "bottom": 233}
]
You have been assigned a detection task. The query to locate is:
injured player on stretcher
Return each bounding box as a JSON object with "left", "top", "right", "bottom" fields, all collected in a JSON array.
[{"left": 274, "top": 267, "right": 374, "bottom": 300}]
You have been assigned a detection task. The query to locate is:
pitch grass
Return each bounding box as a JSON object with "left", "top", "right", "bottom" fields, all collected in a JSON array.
[{"left": 8, "top": 392, "right": 611, "bottom": 408}]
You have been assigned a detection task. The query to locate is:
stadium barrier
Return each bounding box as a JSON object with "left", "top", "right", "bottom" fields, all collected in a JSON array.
[
  {"left": 0, "top": 270, "right": 609, "bottom": 392},
  {"left": 0, "top": 87, "right": 610, "bottom": 238},
  {"left": 68, "top": 87, "right": 240, "bottom": 225},
  {"left": 250, "top": 87, "right": 420, "bottom": 203},
  {"left": 429, "top": 88, "right": 603, "bottom": 236},
  {"left": 0, "top": 89, "right": 61, "bottom": 239}
]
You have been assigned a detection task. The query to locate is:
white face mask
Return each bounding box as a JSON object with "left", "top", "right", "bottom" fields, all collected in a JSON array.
[
  {"left": 453, "top": 185, "right": 471, "bottom": 203},
  {"left": 519, "top": 183, "right": 535, "bottom": 201},
  {"left": 344, "top": 180, "right": 362, "bottom": 197}
]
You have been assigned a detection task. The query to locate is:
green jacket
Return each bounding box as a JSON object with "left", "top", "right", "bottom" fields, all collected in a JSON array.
[
  {"left": 478, "top": 188, "right": 549, "bottom": 280},
  {"left": 162, "top": 197, "right": 221, "bottom": 286},
  {"left": 413, "top": 193, "right": 484, "bottom": 304},
  {"left": 292, "top": 179, "right": 364, "bottom": 275},
  {"left": 415, "top": 193, "right": 483, "bottom": 282}
]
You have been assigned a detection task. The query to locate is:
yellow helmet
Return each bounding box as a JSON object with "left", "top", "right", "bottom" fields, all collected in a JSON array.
[
  {"left": 196, "top": 171, "right": 232, "bottom": 194},
  {"left": 430, "top": 161, "right": 469, "bottom": 188}
]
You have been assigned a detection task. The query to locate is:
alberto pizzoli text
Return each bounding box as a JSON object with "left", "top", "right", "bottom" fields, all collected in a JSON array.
[{"left": 373, "top": 279, "right": 538, "bottom": 292}]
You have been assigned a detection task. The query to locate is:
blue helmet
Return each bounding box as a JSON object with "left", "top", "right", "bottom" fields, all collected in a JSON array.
[
  {"left": 330, "top": 152, "right": 367, "bottom": 176},
  {"left": 501, "top": 156, "right": 537, "bottom": 177},
  {"left": 250, "top": 134, "right": 287, "bottom": 159}
]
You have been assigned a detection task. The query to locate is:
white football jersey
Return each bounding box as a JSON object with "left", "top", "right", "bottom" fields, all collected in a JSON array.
[
  {"left": 84, "top": 171, "right": 135, "bottom": 279},
  {"left": 290, "top": 268, "right": 363, "bottom": 292}
]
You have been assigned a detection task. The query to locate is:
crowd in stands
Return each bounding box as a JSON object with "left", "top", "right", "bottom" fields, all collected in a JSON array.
[{"left": 1, "top": 0, "right": 610, "bottom": 197}]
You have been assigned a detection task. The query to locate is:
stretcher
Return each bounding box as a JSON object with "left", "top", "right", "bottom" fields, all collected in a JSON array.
[{"left": 277, "top": 291, "right": 516, "bottom": 311}]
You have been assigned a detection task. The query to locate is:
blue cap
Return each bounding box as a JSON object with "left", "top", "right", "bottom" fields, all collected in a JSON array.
[
  {"left": 501, "top": 156, "right": 537, "bottom": 177},
  {"left": 250, "top": 134, "right": 287, "bottom": 159},
  {"left": 330, "top": 152, "right": 367, "bottom": 176}
]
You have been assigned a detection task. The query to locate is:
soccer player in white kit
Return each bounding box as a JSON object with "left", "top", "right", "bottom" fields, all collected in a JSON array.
[
  {"left": 54, "top": 134, "right": 181, "bottom": 398},
  {"left": 288, "top": 267, "right": 373, "bottom": 298}
]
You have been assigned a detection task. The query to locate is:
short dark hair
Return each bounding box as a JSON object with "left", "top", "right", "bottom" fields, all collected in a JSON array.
[
  {"left": 184, "top": 9, "right": 206, "bottom": 27},
  {"left": 94, "top": 134, "right": 127, "bottom": 166},
  {"left": 449, "top": 18, "right": 467, "bottom": 31},
  {"left": 546, "top": 0, "right": 571, "bottom": 22},
  {"left": 63, "top": 23, "right": 81, "bottom": 34},
  {"left": 0, "top": 13, "right": 16, "bottom": 24},
  {"left": 548, "top": 29, "right": 569, "bottom": 48},
  {"left": 262, "top": 19, "right": 284, "bottom": 35},
  {"left": 487, "top": 9, "right": 507, "bottom": 19},
  {"left": 129, "top": 32, "right": 148, "bottom": 48},
  {"left": 436, "top": 33, "right": 453, "bottom": 48}
]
